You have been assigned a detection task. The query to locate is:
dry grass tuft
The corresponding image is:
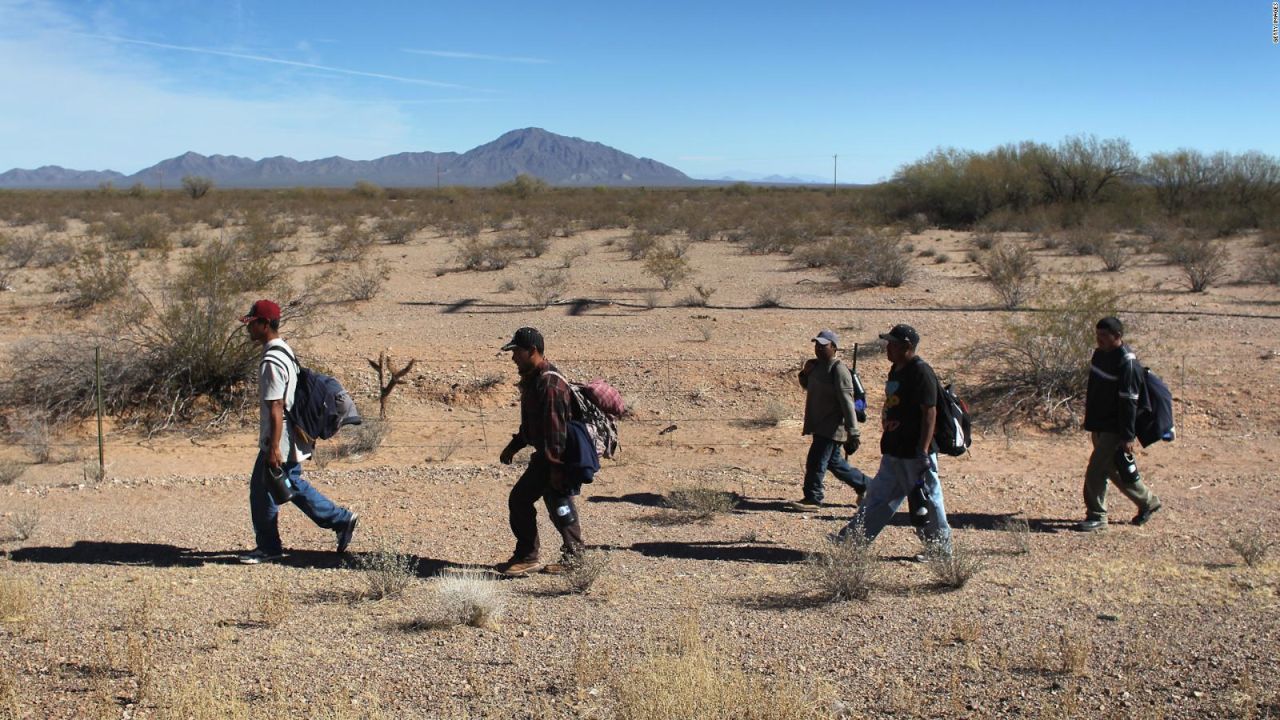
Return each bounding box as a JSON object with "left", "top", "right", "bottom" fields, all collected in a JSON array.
[
  {"left": 923, "top": 541, "right": 985, "bottom": 590},
  {"left": 0, "top": 460, "right": 25, "bottom": 486},
  {"left": 996, "top": 516, "right": 1033, "bottom": 554},
  {"left": 1229, "top": 528, "right": 1274, "bottom": 568},
  {"left": 561, "top": 550, "right": 610, "bottom": 595},
  {"left": 663, "top": 487, "right": 739, "bottom": 518},
  {"left": 0, "top": 573, "right": 32, "bottom": 623},
  {"left": 334, "top": 419, "right": 389, "bottom": 459},
  {"left": 434, "top": 568, "right": 507, "bottom": 629},
  {"left": 353, "top": 535, "right": 418, "bottom": 600},
  {"left": 254, "top": 583, "right": 293, "bottom": 628},
  {"left": 8, "top": 510, "right": 39, "bottom": 542},
  {"left": 802, "top": 526, "right": 879, "bottom": 603},
  {"left": 1057, "top": 628, "right": 1091, "bottom": 676},
  {"left": 612, "top": 619, "right": 829, "bottom": 720}
]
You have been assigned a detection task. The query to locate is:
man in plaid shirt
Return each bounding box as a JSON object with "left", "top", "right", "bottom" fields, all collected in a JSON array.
[{"left": 497, "top": 327, "right": 585, "bottom": 576}]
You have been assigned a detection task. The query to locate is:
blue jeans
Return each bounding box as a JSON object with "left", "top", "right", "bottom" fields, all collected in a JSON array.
[
  {"left": 803, "top": 435, "right": 868, "bottom": 503},
  {"left": 841, "top": 453, "right": 951, "bottom": 551},
  {"left": 250, "top": 451, "right": 352, "bottom": 554}
]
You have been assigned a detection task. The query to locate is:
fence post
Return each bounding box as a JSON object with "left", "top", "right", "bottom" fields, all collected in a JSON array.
[{"left": 95, "top": 346, "right": 105, "bottom": 478}]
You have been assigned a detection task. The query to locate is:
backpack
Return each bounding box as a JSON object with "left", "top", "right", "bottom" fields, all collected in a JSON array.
[
  {"left": 264, "top": 346, "right": 363, "bottom": 444},
  {"left": 544, "top": 371, "right": 621, "bottom": 460},
  {"left": 1135, "top": 366, "right": 1175, "bottom": 448},
  {"left": 933, "top": 380, "right": 972, "bottom": 457}
]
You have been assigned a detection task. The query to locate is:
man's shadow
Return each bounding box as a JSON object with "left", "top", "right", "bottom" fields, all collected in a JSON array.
[{"left": 8, "top": 541, "right": 459, "bottom": 577}]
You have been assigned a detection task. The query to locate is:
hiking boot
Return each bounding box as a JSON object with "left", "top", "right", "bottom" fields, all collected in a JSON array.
[
  {"left": 854, "top": 487, "right": 866, "bottom": 507},
  {"left": 497, "top": 558, "right": 543, "bottom": 577},
  {"left": 788, "top": 498, "right": 823, "bottom": 511},
  {"left": 238, "top": 549, "right": 285, "bottom": 565},
  {"left": 541, "top": 562, "right": 570, "bottom": 575},
  {"left": 336, "top": 514, "right": 358, "bottom": 554},
  {"left": 1075, "top": 519, "right": 1107, "bottom": 532},
  {"left": 1131, "top": 502, "right": 1163, "bottom": 526}
]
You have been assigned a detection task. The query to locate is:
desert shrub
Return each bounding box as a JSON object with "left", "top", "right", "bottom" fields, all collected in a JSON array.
[
  {"left": 0, "top": 231, "right": 41, "bottom": 268},
  {"left": 971, "top": 232, "right": 996, "bottom": 250},
  {"left": 316, "top": 220, "right": 375, "bottom": 263},
  {"left": 32, "top": 237, "right": 77, "bottom": 268},
  {"left": 663, "top": 487, "right": 739, "bottom": 518},
  {"left": 181, "top": 234, "right": 286, "bottom": 293},
  {"left": 561, "top": 550, "right": 610, "bottom": 594},
  {"left": 338, "top": 260, "right": 391, "bottom": 302},
  {"left": 613, "top": 619, "right": 828, "bottom": 720},
  {"left": 906, "top": 212, "right": 930, "bottom": 234},
  {"left": 16, "top": 417, "right": 52, "bottom": 464},
  {"left": 354, "top": 535, "right": 417, "bottom": 600},
  {"left": 434, "top": 568, "right": 506, "bottom": 628},
  {"left": 963, "top": 279, "right": 1120, "bottom": 427},
  {"left": 1177, "top": 239, "right": 1229, "bottom": 291},
  {"left": 375, "top": 215, "right": 423, "bottom": 244},
  {"left": 977, "top": 242, "right": 1040, "bottom": 309},
  {"left": 104, "top": 213, "right": 172, "bottom": 251},
  {"left": 757, "top": 397, "right": 788, "bottom": 425},
  {"left": 922, "top": 541, "right": 984, "bottom": 589},
  {"left": 803, "top": 526, "right": 879, "bottom": 602},
  {"left": 560, "top": 242, "right": 590, "bottom": 268},
  {"left": 526, "top": 268, "right": 568, "bottom": 308},
  {"left": 996, "top": 516, "right": 1033, "bottom": 554},
  {"left": 9, "top": 509, "right": 39, "bottom": 541},
  {"left": 1255, "top": 249, "right": 1280, "bottom": 284},
  {"left": 58, "top": 245, "right": 134, "bottom": 310},
  {"left": 1228, "top": 528, "right": 1273, "bottom": 567},
  {"left": 497, "top": 173, "right": 549, "bottom": 199},
  {"left": 334, "top": 418, "right": 388, "bottom": 458},
  {"left": 496, "top": 277, "right": 517, "bottom": 293},
  {"left": 754, "top": 288, "right": 783, "bottom": 308},
  {"left": 456, "top": 236, "right": 516, "bottom": 271},
  {"left": 643, "top": 244, "right": 694, "bottom": 290},
  {"left": 1095, "top": 237, "right": 1129, "bottom": 272},
  {"left": 352, "top": 180, "right": 384, "bottom": 198},
  {"left": 828, "top": 231, "right": 912, "bottom": 288},
  {"left": 1062, "top": 227, "right": 1100, "bottom": 256},
  {"left": 0, "top": 460, "right": 25, "bottom": 485},
  {"left": 181, "top": 175, "right": 214, "bottom": 199},
  {"left": 623, "top": 229, "right": 660, "bottom": 260}
]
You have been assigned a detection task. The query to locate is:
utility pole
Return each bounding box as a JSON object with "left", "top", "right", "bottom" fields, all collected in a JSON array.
[{"left": 833, "top": 155, "right": 838, "bottom": 189}]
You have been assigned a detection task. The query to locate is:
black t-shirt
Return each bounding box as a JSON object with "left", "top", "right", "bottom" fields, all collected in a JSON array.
[{"left": 880, "top": 356, "right": 939, "bottom": 459}]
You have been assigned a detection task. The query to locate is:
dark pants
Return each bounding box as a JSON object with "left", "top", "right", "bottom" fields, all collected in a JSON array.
[
  {"left": 249, "top": 451, "right": 352, "bottom": 554},
  {"left": 803, "top": 435, "right": 869, "bottom": 503},
  {"left": 508, "top": 454, "right": 584, "bottom": 563}
]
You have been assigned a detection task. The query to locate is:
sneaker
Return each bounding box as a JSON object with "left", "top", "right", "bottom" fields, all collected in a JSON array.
[
  {"left": 788, "top": 498, "right": 823, "bottom": 511},
  {"left": 1075, "top": 519, "right": 1107, "bottom": 532},
  {"left": 1131, "top": 502, "right": 1163, "bottom": 526},
  {"left": 497, "top": 558, "right": 543, "bottom": 577},
  {"left": 238, "top": 549, "right": 285, "bottom": 565},
  {"left": 336, "top": 514, "right": 358, "bottom": 553}
]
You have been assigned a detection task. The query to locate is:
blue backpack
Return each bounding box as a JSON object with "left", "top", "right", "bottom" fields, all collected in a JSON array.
[
  {"left": 264, "top": 346, "right": 363, "bottom": 444},
  {"left": 1135, "top": 366, "right": 1175, "bottom": 447}
]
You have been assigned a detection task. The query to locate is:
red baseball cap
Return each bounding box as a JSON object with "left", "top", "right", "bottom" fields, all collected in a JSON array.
[{"left": 240, "top": 299, "right": 281, "bottom": 323}]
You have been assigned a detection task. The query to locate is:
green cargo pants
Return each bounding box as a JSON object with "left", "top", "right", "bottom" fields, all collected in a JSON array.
[{"left": 1083, "top": 431, "right": 1159, "bottom": 521}]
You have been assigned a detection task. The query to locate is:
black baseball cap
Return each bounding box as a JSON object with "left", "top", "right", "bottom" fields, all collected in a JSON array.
[
  {"left": 501, "top": 326, "right": 544, "bottom": 353},
  {"left": 878, "top": 323, "right": 920, "bottom": 348}
]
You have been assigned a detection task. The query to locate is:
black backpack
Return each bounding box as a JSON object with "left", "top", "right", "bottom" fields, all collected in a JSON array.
[
  {"left": 934, "top": 381, "right": 972, "bottom": 457},
  {"left": 264, "top": 346, "right": 362, "bottom": 444},
  {"left": 1135, "top": 366, "right": 1175, "bottom": 447}
]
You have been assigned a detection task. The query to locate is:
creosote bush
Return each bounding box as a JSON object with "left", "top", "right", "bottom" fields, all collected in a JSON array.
[
  {"left": 317, "top": 220, "right": 375, "bottom": 263},
  {"left": 338, "top": 260, "right": 391, "bottom": 302},
  {"left": 57, "top": 245, "right": 134, "bottom": 310},
  {"left": 663, "top": 487, "right": 739, "bottom": 518},
  {"left": 181, "top": 175, "right": 214, "bottom": 199},
  {"left": 1228, "top": 528, "right": 1274, "bottom": 567},
  {"left": 642, "top": 243, "right": 694, "bottom": 290},
  {"left": 977, "top": 241, "right": 1040, "bottom": 309},
  {"left": 561, "top": 550, "right": 610, "bottom": 595},
  {"left": 526, "top": 268, "right": 568, "bottom": 308},
  {"left": 803, "top": 526, "right": 879, "bottom": 602},
  {"left": 456, "top": 236, "right": 516, "bottom": 271},
  {"left": 354, "top": 535, "right": 417, "bottom": 600},
  {"left": 1177, "top": 239, "right": 1230, "bottom": 292}
]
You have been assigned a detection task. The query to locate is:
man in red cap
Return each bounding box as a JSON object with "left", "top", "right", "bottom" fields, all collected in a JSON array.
[{"left": 238, "top": 300, "right": 357, "bottom": 564}]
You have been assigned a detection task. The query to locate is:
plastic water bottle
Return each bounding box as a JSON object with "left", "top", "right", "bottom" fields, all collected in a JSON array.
[{"left": 1113, "top": 448, "right": 1142, "bottom": 485}]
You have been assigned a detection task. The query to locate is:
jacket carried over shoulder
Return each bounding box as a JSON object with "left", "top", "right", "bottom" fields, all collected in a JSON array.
[{"left": 1084, "top": 344, "right": 1141, "bottom": 440}]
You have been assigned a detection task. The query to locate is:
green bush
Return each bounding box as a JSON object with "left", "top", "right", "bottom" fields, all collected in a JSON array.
[
  {"left": 57, "top": 245, "right": 134, "bottom": 310},
  {"left": 643, "top": 243, "right": 693, "bottom": 290},
  {"left": 181, "top": 176, "right": 214, "bottom": 199},
  {"left": 103, "top": 213, "right": 172, "bottom": 251},
  {"left": 827, "top": 231, "right": 912, "bottom": 288},
  {"left": 964, "top": 279, "right": 1121, "bottom": 427},
  {"left": 977, "top": 242, "right": 1039, "bottom": 309},
  {"left": 1177, "top": 239, "right": 1230, "bottom": 292}
]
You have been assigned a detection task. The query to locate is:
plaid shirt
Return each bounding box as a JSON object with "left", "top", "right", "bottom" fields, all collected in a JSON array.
[{"left": 513, "top": 360, "right": 572, "bottom": 466}]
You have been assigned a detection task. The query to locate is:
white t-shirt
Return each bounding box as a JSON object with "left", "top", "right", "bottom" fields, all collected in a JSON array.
[{"left": 259, "top": 339, "right": 312, "bottom": 462}]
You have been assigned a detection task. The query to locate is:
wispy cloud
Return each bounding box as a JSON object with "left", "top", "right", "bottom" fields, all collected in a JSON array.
[
  {"left": 402, "top": 48, "right": 550, "bottom": 64},
  {"left": 75, "top": 33, "right": 475, "bottom": 89}
]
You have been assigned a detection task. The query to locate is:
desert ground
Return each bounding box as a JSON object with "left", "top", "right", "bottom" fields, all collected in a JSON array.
[{"left": 0, "top": 202, "right": 1278, "bottom": 719}]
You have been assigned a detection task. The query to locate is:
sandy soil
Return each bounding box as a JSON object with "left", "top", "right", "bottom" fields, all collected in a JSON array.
[{"left": 1, "top": 222, "right": 1278, "bottom": 719}]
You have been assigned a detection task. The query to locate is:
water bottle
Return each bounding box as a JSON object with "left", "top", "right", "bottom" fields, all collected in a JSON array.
[
  {"left": 852, "top": 373, "right": 868, "bottom": 424},
  {"left": 1112, "top": 447, "right": 1142, "bottom": 485},
  {"left": 908, "top": 482, "right": 929, "bottom": 528},
  {"left": 265, "top": 464, "right": 295, "bottom": 504}
]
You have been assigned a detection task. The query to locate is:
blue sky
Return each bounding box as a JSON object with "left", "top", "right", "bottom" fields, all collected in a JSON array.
[{"left": 0, "top": 0, "right": 1274, "bottom": 182}]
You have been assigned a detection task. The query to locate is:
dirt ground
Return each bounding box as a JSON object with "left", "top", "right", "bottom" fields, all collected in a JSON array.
[{"left": 1, "top": 222, "right": 1278, "bottom": 719}]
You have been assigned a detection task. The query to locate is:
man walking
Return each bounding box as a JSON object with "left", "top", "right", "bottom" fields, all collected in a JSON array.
[
  {"left": 497, "top": 327, "right": 585, "bottom": 577},
  {"left": 239, "top": 300, "right": 357, "bottom": 564},
  {"left": 835, "top": 324, "right": 951, "bottom": 555},
  {"left": 791, "top": 329, "right": 868, "bottom": 510},
  {"left": 1077, "top": 317, "right": 1162, "bottom": 531}
]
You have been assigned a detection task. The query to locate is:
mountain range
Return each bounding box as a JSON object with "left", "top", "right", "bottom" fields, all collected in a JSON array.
[{"left": 0, "top": 128, "right": 703, "bottom": 189}]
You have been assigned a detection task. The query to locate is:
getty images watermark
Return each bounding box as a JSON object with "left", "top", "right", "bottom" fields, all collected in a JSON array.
[{"left": 1274, "top": 2, "right": 1278, "bottom": 44}]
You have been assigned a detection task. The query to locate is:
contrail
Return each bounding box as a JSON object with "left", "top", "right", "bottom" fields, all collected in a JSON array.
[
  {"left": 76, "top": 32, "right": 474, "bottom": 89},
  {"left": 402, "top": 48, "right": 550, "bottom": 64}
]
